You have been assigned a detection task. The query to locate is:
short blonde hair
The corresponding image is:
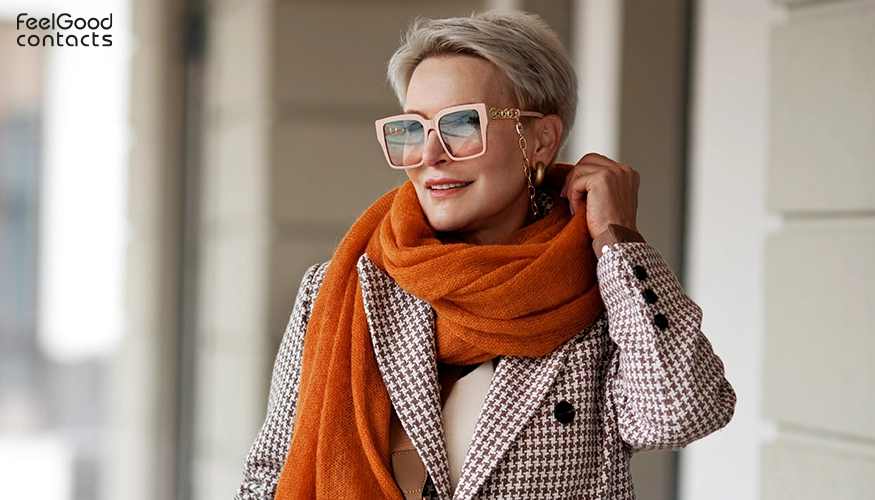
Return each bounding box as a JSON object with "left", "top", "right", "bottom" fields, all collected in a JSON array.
[{"left": 387, "top": 10, "right": 578, "bottom": 150}]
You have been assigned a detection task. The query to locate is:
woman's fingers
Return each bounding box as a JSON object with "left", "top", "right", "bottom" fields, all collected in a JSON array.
[{"left": 562, "top": 153, "right": 640, "bottom": 239}]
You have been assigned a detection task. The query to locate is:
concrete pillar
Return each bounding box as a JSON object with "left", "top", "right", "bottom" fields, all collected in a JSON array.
[
  {"left": 682, "top": 1, "right": 778, "bottom": 497},
  {"left": 105, "top": 0, "right": 187, "bottom": 499}
]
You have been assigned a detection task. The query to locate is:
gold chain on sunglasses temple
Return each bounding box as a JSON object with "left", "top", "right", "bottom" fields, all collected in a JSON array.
[{"left": 491, "top": 107, "right": 540, "bottom": 221}]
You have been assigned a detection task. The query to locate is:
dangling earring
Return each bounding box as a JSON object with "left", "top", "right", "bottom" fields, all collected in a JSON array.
[
  {"left": 533, "top": 162, "right": 546, "bottom": 187},
  {"left": 514, "top": 121, "right": 540, "bottom": 220}
]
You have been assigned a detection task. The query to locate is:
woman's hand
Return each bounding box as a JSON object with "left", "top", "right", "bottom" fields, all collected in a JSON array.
[{"left": 561, "top": 153, "right": 640, "bottom": 240}]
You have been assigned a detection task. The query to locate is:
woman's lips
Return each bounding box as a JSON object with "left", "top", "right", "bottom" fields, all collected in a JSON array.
[
  {"left": 425, "top": 179, "right": 472, "bottom": 198},
  {"left": 428, "top": 182, "right": 471, "bottom": 190}
]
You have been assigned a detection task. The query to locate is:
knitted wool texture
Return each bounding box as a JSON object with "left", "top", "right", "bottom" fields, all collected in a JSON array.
[{"left": 275, "top": 167, "right": 604, "bottom": 499}]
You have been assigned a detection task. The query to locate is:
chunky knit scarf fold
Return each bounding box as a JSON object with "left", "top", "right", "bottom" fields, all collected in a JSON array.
[{"left": 275, "top": 165, "right": 605, "bottom": 499}]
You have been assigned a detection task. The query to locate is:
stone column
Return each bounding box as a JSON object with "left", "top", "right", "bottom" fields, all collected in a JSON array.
[{"left": 105, "top": 0, "right": 187, "bottom": 499}]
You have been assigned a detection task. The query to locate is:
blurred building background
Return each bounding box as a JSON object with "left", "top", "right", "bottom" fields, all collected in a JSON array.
[{"left": 0, "top": 0, "right": 872, "bottom": 499}]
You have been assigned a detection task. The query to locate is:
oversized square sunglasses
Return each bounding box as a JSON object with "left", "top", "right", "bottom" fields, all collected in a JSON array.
[{"left": 374, "top": 103, "right": 544, "bottom": 169}]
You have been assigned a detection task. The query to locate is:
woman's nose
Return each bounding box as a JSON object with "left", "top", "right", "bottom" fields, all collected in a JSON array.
[{"left": 421, "top": 129, "right": 450, "bottom": 166}]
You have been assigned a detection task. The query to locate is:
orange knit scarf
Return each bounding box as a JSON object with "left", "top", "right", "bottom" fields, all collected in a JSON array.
[{"left": 275, "top": 166, "right": 604, "bottom": 499}]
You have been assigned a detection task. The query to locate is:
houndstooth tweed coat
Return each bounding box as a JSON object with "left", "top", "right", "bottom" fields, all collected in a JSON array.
[{"left": 236, "top": 242, "right": 736, "bottom": 500}]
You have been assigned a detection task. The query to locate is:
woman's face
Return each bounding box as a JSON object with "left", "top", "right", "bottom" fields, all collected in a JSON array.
[{"left": 403, "top": 55, "right": 533, "bottom": 245}]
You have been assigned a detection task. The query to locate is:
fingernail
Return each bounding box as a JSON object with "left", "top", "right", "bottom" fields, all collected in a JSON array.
[
  {"left": 560, "top": 185, "right": 567, "bottom": 198},
  {"left": 570, "top": 205, "right": 575, "bottom": 215}
]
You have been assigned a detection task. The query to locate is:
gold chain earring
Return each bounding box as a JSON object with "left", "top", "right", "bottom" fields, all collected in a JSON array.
[{"left": 514, "top": 121, "right": 540, "bottom": 220}]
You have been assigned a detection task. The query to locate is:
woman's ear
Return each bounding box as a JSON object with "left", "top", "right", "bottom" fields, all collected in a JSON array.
[{"left": 531, "top": 114, "right": 563, "bottom": 165}]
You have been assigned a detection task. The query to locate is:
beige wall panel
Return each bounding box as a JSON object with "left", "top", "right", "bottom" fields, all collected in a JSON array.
[
  {"left": 763, "top": 225, "right": 875, "bottom": 439},
  {"left": 193, "top": 342, "right": 269, "bottom": 500},
  {"left": 267, "top": 238, "right": 341, "bottom": 344},
  {"left": 271, "top": 119, "right": 408, "bottom": 224},
  {"left": 124, "top": 236, "right": 162, "bottom": 326},
  {"left": 205, "top": 119, "right": 270, "bottom": 219},
  {"left": 773, "top": 0, "right": 845, "bottom": 5},
  {"left": 199, "top": 236, "right": 339, "bottom": 379},
  {"left": 769, "top": 4, "right": 875, "bottom": 212},
  {"left": 207, "top": 0, "right": 270, "bottom": 109},
  {"left": 201, "top": 238, "right": 269, "bottom": 336},
  {"left": 618, "top": 0, "right": 690, "bottom": 276},
  {"left": 128, "top": 48, "right": 165, "bottom": 159},
  {"left": 273, "top": 1, "right": 481, "bottom": 109},
  {"left": 195, "top": 340, "right": 267, "bottom": 457},
  {"left": 195, "top": 456, "right": 246, "bottom": 500},
  {"left": 127, "top": 139, "right": 162, "bottom": 224},
  {"left": 521, "top": 0, "right": 572, "bottom": 47},
  {"left": 762, "top": 438, "right": 875, "bottom": 500},
  {"left": 196, "top": 236, "right": 219, "bottom": 336}
]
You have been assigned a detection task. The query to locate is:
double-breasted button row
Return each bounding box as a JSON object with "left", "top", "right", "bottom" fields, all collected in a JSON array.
[
  {"left": 632, "top": 265, "right": 648, "bottom": 281},
  {"left": 554, "top": 401, "right": 575, "bottom": 424},
  {"left": 653, "top": 313, "right": 669, "bottom": 330},
  {"left": 632, "top": 264, "right": 668, "bottom": 330}
]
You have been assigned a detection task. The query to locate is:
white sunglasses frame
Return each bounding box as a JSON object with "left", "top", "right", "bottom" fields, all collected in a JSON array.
[{"left": 374, "top": 103, "right": 543, "bottom": 169}]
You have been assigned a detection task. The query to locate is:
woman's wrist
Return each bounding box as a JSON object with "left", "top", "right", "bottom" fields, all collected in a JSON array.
[{"left": 591, "top": 224, "right": 646, "bottom": 258}]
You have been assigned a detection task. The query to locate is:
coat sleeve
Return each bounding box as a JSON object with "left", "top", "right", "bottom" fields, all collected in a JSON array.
[
  {"left": 597, "top": 242, "right": 735, "bottom": 451},
  {"left": 235, "top": 262, "right": 329, "bottom": 500}
]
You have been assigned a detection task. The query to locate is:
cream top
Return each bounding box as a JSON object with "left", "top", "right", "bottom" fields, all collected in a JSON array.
[{"left": 441, "top": 361, "right": 495, "bottom": 493}]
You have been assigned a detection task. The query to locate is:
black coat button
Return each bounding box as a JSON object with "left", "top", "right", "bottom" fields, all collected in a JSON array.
[
  {"left": 554, "top": 401, "right": 575, "bottom": 424},
  {"left": 633, "top": 265, "right": 648, "bottom": 280},
  {"left": 654, "top": 313, "right": 669, "bottom": 330},
  {"left": 642, "top": 289, "right": 658, "bottom": 304}
]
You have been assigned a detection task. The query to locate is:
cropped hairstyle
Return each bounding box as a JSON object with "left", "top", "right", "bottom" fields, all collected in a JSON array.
[{"left": 387, "top": 10, "right": 578, "bottom": 152}]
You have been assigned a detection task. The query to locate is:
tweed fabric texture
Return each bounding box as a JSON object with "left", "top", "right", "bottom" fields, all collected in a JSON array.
[
  {"left": 236, "top": 262, "right": 329, "bottom": 500},
  {"left": 277, "top": 172, "right": 603, "bottom": 499},
  {"left": 359, "top": 256, "right": 454, "bottom": 499},
  {"left": 236, "top": 242, "right": 735, "bottom": 500}
]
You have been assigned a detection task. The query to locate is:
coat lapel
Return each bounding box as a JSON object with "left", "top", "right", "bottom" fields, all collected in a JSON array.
[
  {"left": 358, "top": 254, "right": 590, "bottom": 500},
  {"left": 358, "top": 255, "right": 453, "bottom": 500},
  {"left": 452, "top": 338, "right": 578, "bottom": 500}
]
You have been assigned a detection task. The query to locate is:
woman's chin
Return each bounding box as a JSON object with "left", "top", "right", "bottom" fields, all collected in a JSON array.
[{"left": 424, "top": 214, "right": 469, "bottom": 235}]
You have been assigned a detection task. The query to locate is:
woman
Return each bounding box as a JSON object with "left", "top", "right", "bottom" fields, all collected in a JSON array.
[{"left": 237, "top": 10, "right": 734, "bottom": 500}]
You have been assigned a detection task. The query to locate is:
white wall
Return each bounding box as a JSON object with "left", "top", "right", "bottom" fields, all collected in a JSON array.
[
  {"left": 569, "top": 0, "right": 623, "bottom": 161},
  {"left": 761, "top": 0, "right": 875, "bottom": 497},
  {"left": 685, "top": 0, "right": 875, "bottom": 499},
  {"left": 681, "top": 1, "right": 784, "bottom": 499}
]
